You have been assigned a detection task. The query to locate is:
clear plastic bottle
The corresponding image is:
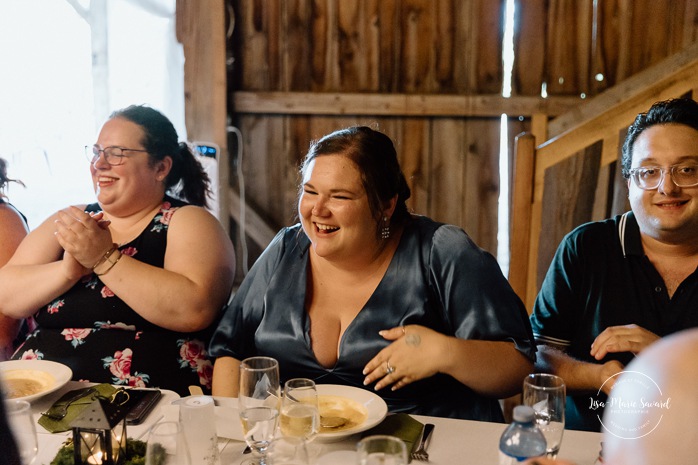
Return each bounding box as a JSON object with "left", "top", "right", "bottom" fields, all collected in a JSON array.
[{"left": 499, "top": 405, "right": 547, "bottom": 464}]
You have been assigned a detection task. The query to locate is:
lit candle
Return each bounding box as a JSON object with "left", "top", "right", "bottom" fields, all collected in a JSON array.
[{"left": 87, "top": 450, "right": 103, "bottom": 464}]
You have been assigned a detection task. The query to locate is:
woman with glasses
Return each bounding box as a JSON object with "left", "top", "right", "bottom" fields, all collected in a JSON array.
[
  {"left": 0, "top": 157, "right": 29, "bottom": 360},
  {"left": 530, "top": 97, "right": 698, "bottom": 431},
  {"left": 210, "top": 126, "right": 535, "bottom": 421},
  {"left": 0, "top": 105, "right": 235, "bottom": 396}
]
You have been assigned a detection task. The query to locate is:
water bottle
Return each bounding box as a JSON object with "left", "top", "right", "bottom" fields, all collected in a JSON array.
[{"left": 499, "top": 405, "right": 547, "bottom": 464}]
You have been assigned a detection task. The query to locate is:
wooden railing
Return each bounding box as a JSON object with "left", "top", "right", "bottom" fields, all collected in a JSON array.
[{"left": 508, "top": 40, "right": 698, "bottom": 311}]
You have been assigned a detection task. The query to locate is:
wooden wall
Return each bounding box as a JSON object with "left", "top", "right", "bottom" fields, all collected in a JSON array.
[{"left": 220, "top": 0, "right": 698, "bottom": 274}]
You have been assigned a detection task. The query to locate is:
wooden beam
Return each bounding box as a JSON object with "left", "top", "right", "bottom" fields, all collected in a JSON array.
[
  {"left": 548, "top": 40, "right": 698, "bottom": 137},
  {"left": 535, "top": 60, "right": 698, "bottom": 191},
  {"left": 231, "top": 92, "right": 581, "bottom": 117},
  {"left": 508, "top": 132, "right": 536, "bottom": 309},
  {"left": 228, "top": 187, "right": 277, "bottom": 249},
  {"left": 530, "top": 113, "right": 548, "bottom": 146},
  {"left": 176, "top": 0, "right": 229, "bottom": 231}
]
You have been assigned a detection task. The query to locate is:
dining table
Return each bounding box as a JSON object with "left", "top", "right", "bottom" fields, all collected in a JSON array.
[{"left": 31, "top": 381, "right": 603, "bottom": 465}]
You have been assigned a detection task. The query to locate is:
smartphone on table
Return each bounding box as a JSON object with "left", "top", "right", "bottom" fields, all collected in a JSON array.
[{"left": 122, "top": 388, "right": 162, "bottom": 425}]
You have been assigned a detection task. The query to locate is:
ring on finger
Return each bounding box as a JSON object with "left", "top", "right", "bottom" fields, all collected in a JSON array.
[{"left": 385, "top": 360, "right": 396, "bottom": 375}]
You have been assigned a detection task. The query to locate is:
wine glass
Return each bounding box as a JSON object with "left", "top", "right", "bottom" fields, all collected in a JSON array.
[
  {"left": 239, "top": 356, "right": 281, "bottom": 465},
  {"left": 523, "top": 373, "right": 566, "bottom": 458},
  {"left": 145, "top": 421, "right": 191, "bottom": 465},
  {"left": 5, "top": 399, "right": 38, "bottom": 465},
  {"left": 279, "top": 378, "right": 319, "bottom": 442},
  {"left": 357, "top": 435, "right": 408, "bottom": 465},
  {"left": 266, "top": 436, "right": 311, "bottom": 465}
]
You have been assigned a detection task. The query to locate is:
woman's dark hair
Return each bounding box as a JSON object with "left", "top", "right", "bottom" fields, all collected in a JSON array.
[
  {"left": 299, "top": 126, "right": 411, "bottom": 236},
  {"left": 110, "top": 105, "right": 211, "bottom": 207},
  {"left": 622, "top": 98, "right": 698, "bottom": 178},
  {"left": 0, "top": 157, "right": 25, "bottom": 199}
]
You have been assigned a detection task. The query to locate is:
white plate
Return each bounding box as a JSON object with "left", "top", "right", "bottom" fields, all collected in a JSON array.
[
  {"left": 0, "top": 360, "right": 73, "bottom": 403},
  {"left": 316, "top": 384, "right": 388, "bottom": 442}
]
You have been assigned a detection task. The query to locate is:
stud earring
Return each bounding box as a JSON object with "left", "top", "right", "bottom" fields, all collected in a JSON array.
[{"left": 381, "top": 216, "right": 391, "bottom": 240}]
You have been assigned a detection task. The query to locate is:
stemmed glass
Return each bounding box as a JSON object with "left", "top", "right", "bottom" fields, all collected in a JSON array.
[
  {"left": 239, "top": 356, "right": 281, "bottom": 465},
  {"left": 5, "top": 399, "right": 38, "bottom": 465},
  {"left": 523, "top": 373, "right": 566, "bottom": 458},
  {"left": 145, "top": 421, "right": 191, "bottom": 465},
  {"left": 279, "top": 378, "right": 319, "bottom": 442}
]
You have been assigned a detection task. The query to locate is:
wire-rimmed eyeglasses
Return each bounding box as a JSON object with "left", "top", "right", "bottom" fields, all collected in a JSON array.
[
  {"left": 629, "top": 164, "right": 698, "bottom": 190},
  {"left": 85, "top": 144, "right": 148, "bottom": 166}
]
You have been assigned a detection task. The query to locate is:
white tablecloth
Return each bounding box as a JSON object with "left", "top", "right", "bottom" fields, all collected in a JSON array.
[
  {"left": 219, "top": 416, "right": 602, "bottom": 465},
  {"left": 33, "top": 382, "right": 602, "bottom": 465}
]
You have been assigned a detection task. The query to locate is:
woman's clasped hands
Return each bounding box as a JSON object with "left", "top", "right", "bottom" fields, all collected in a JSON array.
[
  {"left": 54, "top": 206, "right": 114, "bottom": 279},
  {"left": 363, "top": 325, "right": 446, "bottom": 391}
]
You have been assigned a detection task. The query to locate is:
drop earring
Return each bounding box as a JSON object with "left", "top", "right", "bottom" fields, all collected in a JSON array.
[{"left": 381, "top": 216, "right": 391, "bottom": 240}]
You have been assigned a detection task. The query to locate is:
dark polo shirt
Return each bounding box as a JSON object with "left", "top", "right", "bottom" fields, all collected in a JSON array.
[{"left": 530, "top": 211, "right": 698, "bottom": 431}]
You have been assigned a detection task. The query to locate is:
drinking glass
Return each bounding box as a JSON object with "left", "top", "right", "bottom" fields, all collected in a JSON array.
[
  {"left": 5, "top": 399, "right": 38, "bottom": 465},
  {"left": 356, "top": 435, "right": 407, "bottom": 465},
  {"left": 266, "top": 436, "right": 311, "bottom": 465},
  {"left": 145, "top": 421, "right": 191, "bottom": 465},
  {"left": 523, "top": 373, "right": 566, "bottom": 458},
  {"left": 279, "top": 378, "right": 319, "bottom": 442},
  {"left": 239, "top": 356, "right": 281, "bottom": 465}
]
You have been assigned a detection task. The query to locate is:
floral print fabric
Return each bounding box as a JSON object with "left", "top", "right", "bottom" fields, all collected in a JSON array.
[{"left": 12, "top": 197, "right": 216, "bottom": 396}]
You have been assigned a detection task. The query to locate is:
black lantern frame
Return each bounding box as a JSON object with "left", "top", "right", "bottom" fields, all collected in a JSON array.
[{"left": 70, "top": 396, "right": 128, "bottom": 464}]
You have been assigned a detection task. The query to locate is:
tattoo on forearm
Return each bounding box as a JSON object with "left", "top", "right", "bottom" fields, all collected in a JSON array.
[{"left": 405, "top": 333, "right": 421, "bottom": 347}]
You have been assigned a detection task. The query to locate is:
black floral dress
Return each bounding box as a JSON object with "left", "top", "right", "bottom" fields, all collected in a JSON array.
[{"left": 12, "top": 196, "right": 216, "bottom": 396}]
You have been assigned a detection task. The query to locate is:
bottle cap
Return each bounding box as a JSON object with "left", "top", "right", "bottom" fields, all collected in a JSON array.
[{"left": 513, "top": 405, "right": 536, "bottom": 422}]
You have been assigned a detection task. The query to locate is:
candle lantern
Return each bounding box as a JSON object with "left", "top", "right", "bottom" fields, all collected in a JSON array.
[{"left": 70, "top": 397, "right": 128, "bottom": 464}]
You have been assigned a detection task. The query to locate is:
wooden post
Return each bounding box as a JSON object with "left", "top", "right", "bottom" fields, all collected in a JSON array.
[
  {"left": 508, "top": 132, "right": 536, "bottom": 310},
  {"left": 176, "top": 0, "right": 229, "bottom": 232}
]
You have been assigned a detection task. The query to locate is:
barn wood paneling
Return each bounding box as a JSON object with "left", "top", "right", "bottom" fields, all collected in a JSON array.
[
  {"left": 224, "top": 0, "right": 698, "bottom": 273},
  {"left": 229, "top": 0, "right": 510, "bottom": 262}
]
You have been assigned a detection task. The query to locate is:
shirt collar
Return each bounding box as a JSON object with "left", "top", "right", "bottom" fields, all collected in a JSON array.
[{"left": 620, "top": 211, "right": 644, "bottom": 256}]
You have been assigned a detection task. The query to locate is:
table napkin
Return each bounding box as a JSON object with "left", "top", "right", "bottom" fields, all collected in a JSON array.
[
  {"left": 361, "top": 413, "right": 424, "bottom": 462},
  {"left": 38, "top": 383, "right": 118, "bottom": 433}
]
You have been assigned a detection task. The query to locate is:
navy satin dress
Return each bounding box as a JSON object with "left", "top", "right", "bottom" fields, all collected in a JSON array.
[{"left": 210, "top": 216, "right": 535, "bottom": 421}]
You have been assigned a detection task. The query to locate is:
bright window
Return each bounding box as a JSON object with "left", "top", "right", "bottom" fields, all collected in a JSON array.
[{"left": 0, "top": 0, "right": 184, "bottom": 229}]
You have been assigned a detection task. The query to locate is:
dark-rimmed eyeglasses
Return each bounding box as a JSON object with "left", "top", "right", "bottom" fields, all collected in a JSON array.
[
  {"left": 628, "top": 164, "right": 698, "bottom": 190},
  {"left": 85, "top": 145, "right": 148, "bottom": 166}
]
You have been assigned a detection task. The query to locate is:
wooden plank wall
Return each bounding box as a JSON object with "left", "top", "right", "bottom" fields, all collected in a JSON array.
[
  {"left": 228, "top": 0, "right": 509, "bottom": 264},
  {"left": 223, "top": 0, "right": 698, "bottom": 274},
  {"left": 522, "top": 0, "right": 698, "bottom": 291}
]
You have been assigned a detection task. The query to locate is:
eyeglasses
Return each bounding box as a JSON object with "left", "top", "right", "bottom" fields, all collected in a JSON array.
[
  {"left": 628, "top": 164, "right": 698, "bottom": 190},
  {"left": 85, "top": 144, "right": 148, "bottom": 166}
]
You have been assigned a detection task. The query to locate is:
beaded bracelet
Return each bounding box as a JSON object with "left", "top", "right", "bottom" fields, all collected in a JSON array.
[{"left": 93, "top": 244, "right": 122, "bottom": 276}]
